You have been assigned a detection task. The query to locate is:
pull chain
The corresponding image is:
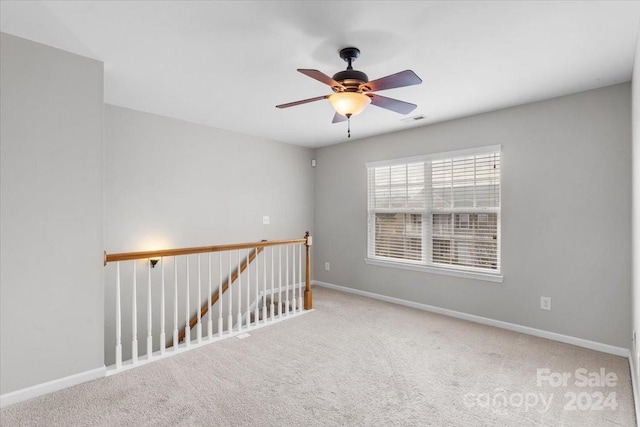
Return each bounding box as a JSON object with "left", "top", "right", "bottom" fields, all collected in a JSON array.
[{"left": 347, "top": 116, "right": 351, "bottom": 138}]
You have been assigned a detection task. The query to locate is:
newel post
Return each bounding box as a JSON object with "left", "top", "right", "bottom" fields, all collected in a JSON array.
[{"left": 304, "top": 231, "right": 312, "bottom": 310}]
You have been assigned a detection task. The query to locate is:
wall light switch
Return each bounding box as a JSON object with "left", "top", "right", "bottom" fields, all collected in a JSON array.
[{"left": 262, "top": 216, "right": 270, "bottom": 225}]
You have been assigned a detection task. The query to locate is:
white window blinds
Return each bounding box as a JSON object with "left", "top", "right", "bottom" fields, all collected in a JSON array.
[{"left": 367, "top": 146, "right": 501, "bottom": 275}]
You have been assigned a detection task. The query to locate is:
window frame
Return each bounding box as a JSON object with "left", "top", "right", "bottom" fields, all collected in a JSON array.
[{"left": 365, "top": 145, "right": 503, "bottom": 283}]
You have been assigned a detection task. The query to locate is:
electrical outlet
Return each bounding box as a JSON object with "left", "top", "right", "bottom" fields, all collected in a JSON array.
[
  {"left": 540, "top": 296, "right": 551, "bottom": 311},
  {"left": 262, "top": 216, "right": 270, "bottom": 225},
  {"left": 324, "top": 262, "right": 330, "bottom": 271}
]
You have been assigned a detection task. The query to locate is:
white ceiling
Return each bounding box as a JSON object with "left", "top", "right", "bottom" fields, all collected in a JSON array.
[{"left": 1, "top": 1, "right": 639, "bottom": 148}]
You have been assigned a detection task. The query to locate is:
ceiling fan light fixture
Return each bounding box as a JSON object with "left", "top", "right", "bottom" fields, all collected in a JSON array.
[
  {"left": 276, "top": 47, "right": 422, "bottom": 138},
  {"left": 328, "top": 92, "right": 371, "bottom": 117}
]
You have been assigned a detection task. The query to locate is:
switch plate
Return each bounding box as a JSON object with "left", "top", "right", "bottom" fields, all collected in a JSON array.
[
  {"left": 540, "top": 296, "right": 551, "bottom": 311},
  {"left": 324, "top": 262, "right": 330, "bottom": 271},
  {"left": 262, "top": 216, "right": 270, "bottom": 225}
]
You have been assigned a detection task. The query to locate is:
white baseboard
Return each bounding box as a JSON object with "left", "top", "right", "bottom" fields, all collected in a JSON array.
[
  {"left": 629, "top": 349, "right": 640, "bottom": 425},
  {"left": 0, "top": 366, "right": 106, "bottom": 408},
  {"left": 312, "top": 280, "right": 629, "bottom": 357}
]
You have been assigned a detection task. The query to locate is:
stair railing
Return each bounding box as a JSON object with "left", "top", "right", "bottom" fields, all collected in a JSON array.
[{"left": 103, "top": 232, "right": 312, "bottom": 373}]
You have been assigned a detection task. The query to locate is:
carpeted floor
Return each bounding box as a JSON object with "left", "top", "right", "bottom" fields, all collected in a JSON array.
[{"left": 1, "top": 286, "right": 636, "bottom": 426}]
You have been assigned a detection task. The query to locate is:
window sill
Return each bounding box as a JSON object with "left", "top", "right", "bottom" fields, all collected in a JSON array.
[{"left": 364, "top": 258, "right": 503, "bottom": 283}]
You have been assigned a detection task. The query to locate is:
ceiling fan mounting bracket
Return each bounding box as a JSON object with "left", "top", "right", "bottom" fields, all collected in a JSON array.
[{"left": 339, "top": 47, "right": 361, "bottom": 65}]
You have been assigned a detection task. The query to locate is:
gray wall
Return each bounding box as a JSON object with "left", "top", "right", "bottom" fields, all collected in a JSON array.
[
  {"left": 103, "top": 105, "right": 315, "bottom": 365},
  {"left": 0, "top": 33, "right": 104, "bottom": 394},
  {"left": 104, "top": 105, "right": 314, "bottom": 253},
  {"left": 314, "top": 84, "right": 632, "bottom": 348}
]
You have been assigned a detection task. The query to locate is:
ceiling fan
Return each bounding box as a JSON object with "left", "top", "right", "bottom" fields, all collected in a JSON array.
[{"left": 276, "top": 47, "right": 422, "bottom": 137}]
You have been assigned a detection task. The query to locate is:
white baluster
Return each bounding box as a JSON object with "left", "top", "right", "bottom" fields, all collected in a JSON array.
[
  {"left": 207, "top": 253, "right": 213, "bottom": 340},
  {"left": 285, "top": 245, "right": 290, "bottom": 316},
  {"left": 115, "top": 262, "right": 122, "bottom": 369},
  {"left": 218, "top": 252, "right": 223, "bottom": 337},
  {"left": 278, "top": 246, "right": 282, "bottom": 317},
  {"left": 237, "top": 250, "right": 242, "bottom": 330},
  {"left": 132, "top": 262, "right": 138, "bottom": 364},
  {"left": 160, "top": 258, "right": 165, "bottom": 355},
  {"left": 246, "top": 249, "right": 251, "bottom": 329},
  {"left": 147, "top": 260, "right": 153, "bottom": 360},
  {"left": 173, "top": 257, "right": 179, "bottom": 351},
  {"left": 254, "top": 248, "right": 260, "bottom": 325},
  {"left": 196, "top": 255, "right": 202, "bottom": 344},
  {"left": 262, "top": 247, "right": 267, "bottom": 322},
  {"left": 291, "top": 245, "right": 296, "bottom": 313},
  {"left": 228, "top": 251, "right": 233, "bottom": 335},
  {"left": 298, "top": 245, "right": 303, "bottom": 311},
  {"left": 185, "top": 256, "right": 191, "bottom": 348},
  {"left": 270, "top": 247, "right": 275, "bottom": 321}
]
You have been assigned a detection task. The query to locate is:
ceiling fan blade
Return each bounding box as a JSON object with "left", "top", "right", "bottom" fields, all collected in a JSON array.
[
  {"left": 298, "top": 69, "right": 344, "bottom": 89},
  {"left": 361, "top": 70, "right": 422, "bottom": 93},
  {"left": 276, "top": 95, "right": 329, "bottom": 109},
  {"left": 332, "top": 113, "right": 347, "bottom": 124},
  {"left": 368, "top": 94, "right": 417, "bottom": 115}
]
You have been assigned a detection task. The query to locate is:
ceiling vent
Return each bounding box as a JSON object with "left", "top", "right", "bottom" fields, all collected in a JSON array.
[{"left": 401, "top": 115, "right": 426, "bottom": 123}]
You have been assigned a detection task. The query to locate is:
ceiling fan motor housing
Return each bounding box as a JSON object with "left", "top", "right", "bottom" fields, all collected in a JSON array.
[
  {"left": 333, "top": 47, "right": 369, "bottom": 92},
  {"left": 332, "top": 70, "right": 369, "bottom": 92}
]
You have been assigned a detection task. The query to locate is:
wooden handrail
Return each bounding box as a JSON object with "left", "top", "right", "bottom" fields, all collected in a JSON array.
[
  {"left": 171, "top": 246, "right": 264, "bottom": 347},
  {"left": 104, "top": 238, "right": 306, "bottom": 265}
]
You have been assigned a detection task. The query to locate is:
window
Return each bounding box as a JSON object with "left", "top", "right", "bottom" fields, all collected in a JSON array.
[{"left": 366, "top": 146, "right": 501, "bottom": 279}]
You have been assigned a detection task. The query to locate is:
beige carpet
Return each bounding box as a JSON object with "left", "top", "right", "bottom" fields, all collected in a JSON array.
[{"left": 1, "top": 286, "right": 636, "bottom": 426}]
